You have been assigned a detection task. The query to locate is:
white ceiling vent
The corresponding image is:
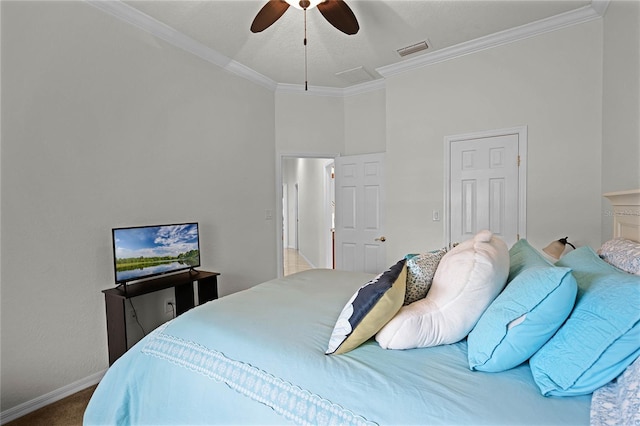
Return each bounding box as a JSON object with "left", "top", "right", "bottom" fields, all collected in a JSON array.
[{"left": 397, "top": 41, "right": 429, "bottom": 57}]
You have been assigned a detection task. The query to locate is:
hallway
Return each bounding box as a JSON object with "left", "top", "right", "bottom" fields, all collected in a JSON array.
[{"left": 283, "top": 248, "right": 313, "bottom": 276}]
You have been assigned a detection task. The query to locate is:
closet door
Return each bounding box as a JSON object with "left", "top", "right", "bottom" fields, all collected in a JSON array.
[{"left": 447, "top": 127, "right": 526, "bottom": 247}]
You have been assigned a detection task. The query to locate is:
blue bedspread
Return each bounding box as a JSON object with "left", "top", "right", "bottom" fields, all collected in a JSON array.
[{"left": 84, "top": 269, "right": 591, "bottom": 425}]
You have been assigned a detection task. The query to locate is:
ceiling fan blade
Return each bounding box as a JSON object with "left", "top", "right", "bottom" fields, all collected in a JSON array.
[
  {"left": 250, "top": 0, "right": 290, "bottom": 33},
  {"left": 317, "top": 0, "right": 359, "bottom": 35}
]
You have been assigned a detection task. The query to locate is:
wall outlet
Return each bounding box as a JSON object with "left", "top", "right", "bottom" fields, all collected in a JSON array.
[
  {"left": 128, "top": 308, "right": 137, "bottom": 319},
  {"left": 164, "top": 297, "right": 176, "bottom": 314}
]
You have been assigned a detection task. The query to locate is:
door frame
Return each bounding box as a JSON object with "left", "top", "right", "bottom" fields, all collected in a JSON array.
[
  {"left": 443, "top": 126, "right": 528, "bottom": 247},
  {"left": 282, "top": 182, "right": 289, "bottom": 250},
  {"left": 324, "top": 160, "right": 335, "bottom": 269},
  {"left": 276, "top": 152, "right": 339, "bottom": 278}
]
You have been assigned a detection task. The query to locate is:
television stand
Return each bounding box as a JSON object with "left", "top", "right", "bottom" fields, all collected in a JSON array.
[{"left": 102, "top": 270, "right": 220, "bottom": 365}]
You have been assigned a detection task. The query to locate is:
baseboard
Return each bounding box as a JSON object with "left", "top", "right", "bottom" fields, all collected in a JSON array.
[
  {"left": 297, "top": 251, "right": 316, "bottom": 269},
  {"left": 0, "top": 369, "right": 106, "bottom": 424}
]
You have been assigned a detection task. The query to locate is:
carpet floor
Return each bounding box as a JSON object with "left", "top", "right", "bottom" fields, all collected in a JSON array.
[{"left": 5, "top": 385, "right": 96, "bottom": 426}]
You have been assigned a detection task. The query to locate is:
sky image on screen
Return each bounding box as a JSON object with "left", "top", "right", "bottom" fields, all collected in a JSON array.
[{"left": 113, "top": 223, "right": 200, "bottom": 283}]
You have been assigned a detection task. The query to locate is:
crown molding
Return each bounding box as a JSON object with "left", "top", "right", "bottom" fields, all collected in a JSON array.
[
  {"left": 275, "top": 83, "right": 345, "bottom": 97},
  {"left": 275, "top": 78, "right": 385, "bottom": 97},
  {"left": 87, "top": 0, "right": 382, "bottom": 97},
  {"left": 86, "top": 0, "right": 278, "bottom": 91},
  {"left": 590, "top": 0, "right": 611, "bottom": 17},
  {"left": 377, "top": 3, "right": 606, "bottom": 79},
  {"left": 88, "top": 0, "right": 606, "bottom": 98},
  {"left": 342, "top": 79, "right": 386, "bottom": 97}
]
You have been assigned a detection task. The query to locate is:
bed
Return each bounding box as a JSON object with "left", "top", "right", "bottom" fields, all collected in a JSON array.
[{"left": 84, "top": 191, "right": 640, "bottom": 426}]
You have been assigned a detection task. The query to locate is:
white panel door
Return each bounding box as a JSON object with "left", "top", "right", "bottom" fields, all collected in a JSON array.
[
  {"left": 448, "top": 131, "right": 523, "bottom": 247},
  {"left": 335, "top": 153, "right": 386, "bottom": 274}
]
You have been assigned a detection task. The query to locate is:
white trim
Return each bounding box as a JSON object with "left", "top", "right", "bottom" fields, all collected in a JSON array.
[
  {"left": 297, "top": 249, "right": 316, "bottom": 269},
  {"left": 275, "top": 83, "right": 345, "bottom": 97},
  {"left": 323, "top": 159, "right": 335, "bottom": 268},
  {"left": 603, "top": 188, "right": 640, "bottom": 202},
  {"left": 0, "top": 369, "right": 106, "bottom": 424},
  {"left": 85, "top": 0, "right": 277, "bottom": 91},
  {"left": 443, "top": 126, "right": 528, "bottom": 247},
  {"left": 86, "top": 1, "right": 606, "bottom": 98},
  {"left": 342, "top": 79, "right": 386, "bottom": 97},
  {"left": 275, "top": 79, "right": 386, "bottom": 97},
  {"left": 603, "top": 189, "right": 640, "bottom": 242},
  {"left": 591, "top": 0, "right": 611, "bottom": 17},
  {"left": 377, "top": 4, "right": 604, "bottom": 79}
]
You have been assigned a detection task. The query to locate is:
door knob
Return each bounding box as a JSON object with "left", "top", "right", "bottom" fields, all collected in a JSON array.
[{"left": 375, "top": 236, "right": 386, "bottom": 242}]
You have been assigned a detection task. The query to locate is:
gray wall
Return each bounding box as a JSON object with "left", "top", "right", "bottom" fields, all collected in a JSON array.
[
  {"left": 1, "top": 1, "right": 276, "bottom": 411},
  {"left": 601, "top": 0, "right": 640, "bottom": 239},
  {"left": 384, "top": 20, "right": 604, "bottom": 258}
]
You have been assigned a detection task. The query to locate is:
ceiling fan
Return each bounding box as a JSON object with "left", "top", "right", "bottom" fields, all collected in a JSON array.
[
  {"left": 250, "top": 0, "right": 359, "bottom": 90},
  {"left": 250, "top": 0, "right": 359, "bottom": 35}
]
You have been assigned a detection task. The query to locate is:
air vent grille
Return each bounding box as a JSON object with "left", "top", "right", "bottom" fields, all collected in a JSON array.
[{"left": 397, "top": 41, "right": 429, "bottom": 57}]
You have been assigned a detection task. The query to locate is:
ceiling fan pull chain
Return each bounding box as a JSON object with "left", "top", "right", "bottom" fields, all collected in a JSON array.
[{"left": 304, "top": 8, "right": 308, "bottom": 91}]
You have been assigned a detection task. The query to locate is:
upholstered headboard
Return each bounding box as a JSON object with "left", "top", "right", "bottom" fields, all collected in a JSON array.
[{"left": 604, "top": 189, "right": 640, "bottom": 242}]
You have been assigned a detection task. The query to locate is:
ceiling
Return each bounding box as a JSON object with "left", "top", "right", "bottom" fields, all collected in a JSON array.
[{"left": 112, "top": 0, "right": 599, "bottom": 90}]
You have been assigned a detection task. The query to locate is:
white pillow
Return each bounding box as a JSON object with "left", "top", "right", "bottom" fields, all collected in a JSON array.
[{"left": 376, "top": 230, "right": 509, "bottom": 349}]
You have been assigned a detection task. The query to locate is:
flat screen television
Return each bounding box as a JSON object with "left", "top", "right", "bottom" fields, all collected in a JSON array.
[{"left": 112, "top": 222, "right": 200, "bottom": 284}]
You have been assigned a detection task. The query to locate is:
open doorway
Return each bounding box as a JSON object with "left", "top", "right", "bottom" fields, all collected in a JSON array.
[{"left": 279, "top": 156, "right": 336, "bottom": 276}]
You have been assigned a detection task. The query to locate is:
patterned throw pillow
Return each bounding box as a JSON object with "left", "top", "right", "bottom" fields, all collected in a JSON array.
[
  {"left": 405, "top": 248, "right": 447, "bottom": 305},
  {"left": 597, "top": 238, "right": 640, "bottom": 275},
  {"left": 591, "top": 355, "right": 640, "bottom": 426}
]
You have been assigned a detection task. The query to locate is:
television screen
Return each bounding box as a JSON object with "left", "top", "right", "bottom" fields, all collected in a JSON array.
[{"left": 112, "top": 222, "right": 201, "bottom": 284}]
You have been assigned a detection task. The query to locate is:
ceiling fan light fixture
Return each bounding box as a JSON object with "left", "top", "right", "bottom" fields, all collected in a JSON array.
[{"left": 285, "top": 0, "right": 324, "bottom": 10}]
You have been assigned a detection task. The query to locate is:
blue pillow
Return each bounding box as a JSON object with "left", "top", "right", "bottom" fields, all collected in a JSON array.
[
  {"left": 468, "top": 265, "right": 577, "bottom": 372},
  {"left": 529, "top": 247, "right": 640, "bottom": 396},
  {"left": 507, "top": 238, "right": 552, "bottom": 282},
  {"left": 326, "top": 259, "right": 406, "bottom": 355},
  {"left": 468, "top": 238, "right": 576, "bottom": 373}
]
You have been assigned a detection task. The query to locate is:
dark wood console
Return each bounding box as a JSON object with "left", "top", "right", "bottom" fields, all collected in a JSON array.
[{"left": 102, "top": 270, "right": 219, "bottom": 365}]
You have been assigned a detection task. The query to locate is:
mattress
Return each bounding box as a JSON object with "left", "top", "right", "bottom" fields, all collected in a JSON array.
[{"left": 84, "top": 268, "right": 591, "bottom": 425}]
